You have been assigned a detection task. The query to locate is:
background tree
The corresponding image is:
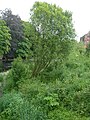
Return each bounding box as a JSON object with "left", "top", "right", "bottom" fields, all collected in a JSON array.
[
  {"left": 16, "top": 21, "right": 34, "bottom": 58},
  {"left": 0, "top": 20, "right": 11, "bottom": 56},
  {"left": 30, "top": 2, "right": 76, "bottom": 77},
  {"left": 16, "top": 37, "right": 32, "bottom": 58},
  {"left": 1, "top": 9, "right": 24, "bottom": 58}
]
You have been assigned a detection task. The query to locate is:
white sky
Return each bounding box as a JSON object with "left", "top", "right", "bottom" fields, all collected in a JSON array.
[{"left": 0, "top": 0, "right": 90, "bottom": 40}]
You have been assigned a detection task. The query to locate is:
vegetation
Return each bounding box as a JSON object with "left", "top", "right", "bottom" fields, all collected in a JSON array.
[
  {"left": 1, "top": 9, "right": 24, "bottom": 58},
  {"left": 0, "top": 20, "right": 11, "bottom": 56},
  {"left": 30, "top": 2, "right": 75, "bottom": 77},
  {"left": 0, "top": 1, "right": 90, "bottom": 120}
]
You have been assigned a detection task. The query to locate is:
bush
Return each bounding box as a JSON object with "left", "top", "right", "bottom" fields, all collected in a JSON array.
[
  {"left": 71, "top": 87, "right": 90, "bottom": 116},
  {"left": 0, "top": 90, "right": 47, "bottom": 120},
  {"left": 19, "top": 77, "right": 90, "bottom": 119},
  {"left": 48, "top": 107, "right": 89, "bottom": 120},
  {"left": 11, "top": 57, "right": 31, "bottom": 87},
  {"left": 3, "top": 70, "right": 14, "bottom": 92},
  {"left": 0, "top": 91, "right": 24, "bottom": 120},
  {"left": 1, "top": 69, "right": 90, "bottom": 119}
]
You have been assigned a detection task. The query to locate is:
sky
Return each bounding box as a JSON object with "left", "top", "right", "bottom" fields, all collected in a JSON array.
[{"left": 0, "top": 0, "right": 90, "bottom": 40}]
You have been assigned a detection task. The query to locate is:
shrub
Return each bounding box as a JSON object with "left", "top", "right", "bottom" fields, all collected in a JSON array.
[
  {"left": 3, "top": 70, "right": 14, "bottom": 92},
  {"left": 71, "top": 87, "right": 90, "bottom": 116},
  {"left": 0, "top": 91, "right": 24, "bottom": 120},
  {"left": 19, "top": 77, "right": 90, "bottom": 119},
  {"left": 48, "top": 107, "right": 89, "bottom": 120},
  {"left": 11, "top": 57, "right": 30, "bottom": 87}
]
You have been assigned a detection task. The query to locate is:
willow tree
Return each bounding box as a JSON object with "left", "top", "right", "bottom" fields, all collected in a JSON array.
[{"left": 30, "top": 2, "right": 75, "bottom": 77}]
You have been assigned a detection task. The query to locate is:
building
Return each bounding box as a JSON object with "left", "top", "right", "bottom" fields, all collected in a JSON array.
[{"left": 80, "top": 31, "right": 90, "bottom": 48}]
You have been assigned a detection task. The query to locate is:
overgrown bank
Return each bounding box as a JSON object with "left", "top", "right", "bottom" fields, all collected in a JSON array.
[{"left": 0, "top": 1, "right": 90, "bottom": 120}]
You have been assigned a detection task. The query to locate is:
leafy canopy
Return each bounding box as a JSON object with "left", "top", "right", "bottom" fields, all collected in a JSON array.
[
  {"left": 1, "top": 9, "right": 24, "bottom": 58},
  {"left": 30, "top": 2, "right": 76, "bottom": 77},
  {"left": 0, "top": 20, "right": 11, "bottom": 55}
]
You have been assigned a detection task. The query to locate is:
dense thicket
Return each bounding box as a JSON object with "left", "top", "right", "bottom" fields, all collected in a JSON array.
[{"left": 0, "top": 1, "right": 90, "bottom": 120}]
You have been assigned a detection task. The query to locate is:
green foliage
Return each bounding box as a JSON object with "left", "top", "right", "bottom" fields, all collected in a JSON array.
[
  {"left": 19, "top": 76, "right": 90, "bottom": 119},
  {"left": 0, "top": 74, "right": 3, "bottom": 82},
  {"left": 22, "top": 21, "right": 34, "bottom": 39},
  {"left": 17, "top": 21, "right": 35, "bottom": 58},
  {"left": 72, "top": 87, "right": 90, "bottom": 116},
  {"left": 3, "top": 70, "right": 14, "bottom": 92},
  {"left": 1, "top": 2, "right": 90, "bottom": 120},
  {"left": 0, "top": 20, "right": 11, "bottom": 55},
  {"left": 18, "top": 40, "right": 90, "bottom": 118},
  {"left": 11, "top": 57, "right": 31, "bottom": 87},
  {"left": 16, "top": 37, "right": 32, "bottom": 58},
  {"left": 30, "top": 2, "right": 75, "bottom": 77},
  {"left": 1, "top": 48, "right": 90, "bottom": 120},
  {"left": 44, "top": 93, "right": 59, "bottom": 107},
  {"left": 48, "top": 107, "right": 89, "bottom": 120},
  {"left": 0, "top": 91, "right": 24, "bottom": 120}
]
